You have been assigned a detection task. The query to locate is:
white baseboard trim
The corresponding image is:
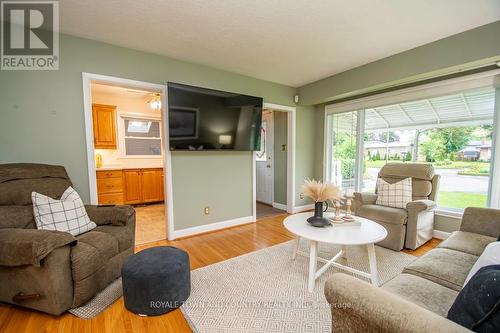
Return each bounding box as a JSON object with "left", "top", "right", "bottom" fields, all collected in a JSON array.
[
  {"left": 272, "top": 202, "right": 287, "bottom": 211},
  {"left": 172, "top": 216, "right": 254, "bottom": 239},
  {"left": 433, "top": 230, "right": 451, "bottom": 240},
  {"left": 292, "top": 204, "right": 315, "bottom": 214}
]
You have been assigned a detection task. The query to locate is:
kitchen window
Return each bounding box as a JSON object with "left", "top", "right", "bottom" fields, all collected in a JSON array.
[{"left": 121, "top": 116, "right": 162, "bottom": 157}]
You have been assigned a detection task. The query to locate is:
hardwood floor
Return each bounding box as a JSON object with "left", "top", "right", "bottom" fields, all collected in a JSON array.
[
  {"left": 0, "top": 215, "right": 440, "bottom": 333},
  {"left": 255, "top": 202, "right": 287, "bottom": 220},
  {"left": 402, "top": 237, "right": 442, "bottom": 257}
]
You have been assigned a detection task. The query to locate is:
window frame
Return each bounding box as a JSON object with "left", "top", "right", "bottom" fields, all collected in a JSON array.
[
  {"left": 118, "top": 113, "right": 163, "bottom": 159},
  {"left": 324, "top": 110, "right": 362, "bottom": 191},
  {"left": 323, "top": 70, "right": 500, "bottom": 215}
]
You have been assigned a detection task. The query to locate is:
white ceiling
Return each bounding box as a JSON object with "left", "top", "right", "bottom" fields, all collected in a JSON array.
[{"left": 60, "top": 0, "right": 500, "bottom": 87}]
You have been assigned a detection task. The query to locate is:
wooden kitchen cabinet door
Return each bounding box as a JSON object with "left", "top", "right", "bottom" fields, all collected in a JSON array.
[
  {"left": 123, "top": 170, "right": 142, "bottom": 204},
  {"left": 92, "top": 104, "right": 117, "bottom": 149},
  {"left": 158, "top": 169, "right": 165, "bottom": 201},
  {"left": 141, "top": 169, "right": 161, "bottom": 203}
]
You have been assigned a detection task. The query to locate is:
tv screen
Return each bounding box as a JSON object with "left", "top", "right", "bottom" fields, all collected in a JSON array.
[{"left": 167, "top": 83, "right": 263, "bottom": 151}]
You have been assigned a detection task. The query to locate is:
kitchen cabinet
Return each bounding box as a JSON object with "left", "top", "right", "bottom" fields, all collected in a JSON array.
[
  {"left": 141, "top": 169, "right": 162, "bottom": 203},
  {"left": 159, "top": 169, "right": 165, "bottom": 201},
  {"left": 123, "top": 169, "right": 143, "bottom": 204},
  {"left": 92, "top": 104, "right": 117, "bottom": 149},
  {"left": 96, "top": 170, "right": 124, "bottom": 204},
  {"left": 97, "top": 168, "right": 164, "bottom": 205}
]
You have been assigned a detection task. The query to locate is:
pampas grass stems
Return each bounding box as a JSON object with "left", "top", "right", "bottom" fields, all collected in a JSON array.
[{"left": 301, "top": 179, "right": 342, "bottom": 203}]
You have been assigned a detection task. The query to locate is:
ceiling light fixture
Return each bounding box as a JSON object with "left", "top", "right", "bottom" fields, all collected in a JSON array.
[{"left": 148, "top": 92, "right": 162, "bottom": 110}]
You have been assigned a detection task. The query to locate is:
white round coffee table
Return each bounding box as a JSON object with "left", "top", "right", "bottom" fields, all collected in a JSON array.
[{"left": 283, "top": 212, "right": 387, "bottom": 292}]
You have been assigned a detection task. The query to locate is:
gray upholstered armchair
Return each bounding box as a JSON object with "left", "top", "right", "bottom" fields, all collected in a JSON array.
[
  {"left": 353, "top": 163, "right": 440, "bottom": 251},
  {"left": 0, "top": 163, "right": 136, "bottom": 315}
]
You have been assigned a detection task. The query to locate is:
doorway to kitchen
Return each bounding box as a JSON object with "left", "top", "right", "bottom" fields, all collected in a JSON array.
[{"left": 82, "top": 73, "right": 173, "bottom": 245}]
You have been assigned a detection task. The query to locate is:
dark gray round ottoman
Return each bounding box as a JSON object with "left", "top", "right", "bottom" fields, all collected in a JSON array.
[{"left": 122, "top": 246, "right": 190, "bottom": 316}]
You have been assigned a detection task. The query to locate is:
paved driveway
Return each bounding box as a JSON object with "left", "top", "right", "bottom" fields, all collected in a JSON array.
[{"left": 363, "top": 168, "right": 488, "bottom": 194}]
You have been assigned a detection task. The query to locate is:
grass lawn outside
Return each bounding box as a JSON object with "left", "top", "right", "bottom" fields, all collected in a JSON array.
[
  {"left": 456, "top": 172, "right": 489, "bottom": 176},
  {"left": 365, "top": 159, "right": 490, "bottom": 172},
  {"left": 436, "top": 161, "right": 490, "bottom": 170},
  {"left": 438, "top": 191, "right": 487, "bottom": 209}
]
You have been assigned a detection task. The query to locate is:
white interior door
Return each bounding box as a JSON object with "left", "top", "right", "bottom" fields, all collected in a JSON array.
[{"left": 256, "top": 112, "right": 274, "bottom": 204}]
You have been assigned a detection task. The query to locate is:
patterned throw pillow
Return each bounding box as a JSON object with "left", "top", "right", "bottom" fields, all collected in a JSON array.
[
  {"left": 32, "top": 187, "right": 96, "bottom": 236},
  {"left": 375, "top": 177, "right": 412, "bottom": 209}
]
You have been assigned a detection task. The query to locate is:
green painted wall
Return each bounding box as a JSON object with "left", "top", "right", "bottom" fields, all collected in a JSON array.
[
  {"left": 0, "top": 33, "right": 316, "bottom": 231},
  {"left": 298, "top": 21, "right": 500, "bottom": 105},
  {"left": 171, "top": 151, "right": 253, "bottom": 229},
  {"left": 295, "top": 105, "right": 315, "bottom": 206},
  {"left": 273, "top": 111, "right": 287, "bottom": 205}
]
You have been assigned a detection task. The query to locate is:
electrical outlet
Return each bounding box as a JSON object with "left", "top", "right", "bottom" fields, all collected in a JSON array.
[
  {"left": 204, "top": 206, "right": 210, "bottom": 215},
  {"left": 300, "top": 193, "right": 304, "bottom": 199}
]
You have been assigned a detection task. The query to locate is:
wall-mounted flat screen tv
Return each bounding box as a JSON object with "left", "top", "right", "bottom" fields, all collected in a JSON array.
[{"left": 167, "top": 82, "right": 263, "bottom": 151}]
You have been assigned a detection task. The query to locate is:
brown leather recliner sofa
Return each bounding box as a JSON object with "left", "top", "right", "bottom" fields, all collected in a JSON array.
[
  {"left": 0, "top": 163, "right": 136, "bottom": 315},
  {"left": 353, "top": 163, "right": 440, "bottom": 251}
]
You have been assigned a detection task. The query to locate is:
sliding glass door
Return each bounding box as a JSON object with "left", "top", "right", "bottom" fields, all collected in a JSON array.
[{"left": 325, "top": 81, "right": 500, "bottom": 213}]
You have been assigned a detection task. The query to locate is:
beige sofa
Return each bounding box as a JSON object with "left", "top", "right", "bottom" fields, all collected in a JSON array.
[
  {"left": 324, "top": 207, "right": 500, "bottom": 332},
  {"left": 353, "top": 163, "right": 440, "bottom": 251}
]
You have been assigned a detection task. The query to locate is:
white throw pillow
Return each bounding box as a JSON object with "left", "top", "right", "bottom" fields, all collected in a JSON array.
[
  {"left": 32, "top": 187, "right": 96, "bottom": 236},
  {"left": 464, "top": 241, "right": 500, "bottom": 286},
  {"left": 375, "top": 177, "right": 412, "bottom": 209}
]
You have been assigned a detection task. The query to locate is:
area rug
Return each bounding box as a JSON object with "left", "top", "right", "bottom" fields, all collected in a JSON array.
[
  {"left": 68, "top": 278, "right": 122, "bottom": 319},
  {"left": 181, "top": 239, "right": 416, "bottom": 333}
]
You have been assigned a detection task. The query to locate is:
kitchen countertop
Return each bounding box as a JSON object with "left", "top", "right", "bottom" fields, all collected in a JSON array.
[
  {"left": 96, "top": 166, "right": 163, "bottom": 171},
  {"left": 96, "top": 166, "right": 123, "bottom": 171}
]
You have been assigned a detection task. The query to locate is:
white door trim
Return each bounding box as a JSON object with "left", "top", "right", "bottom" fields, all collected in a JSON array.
[
  {"left": 258, "top": 102, "right": 296, "bottom": 217},
  {"left": 268, "top": 111, "right": 275, "bottom": 205},
  {"left": 252, "top": 151, "right": 257, "bottom": 220},
  {"left": 81, "top": 72, "right": 174, "bottom": 240}
]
